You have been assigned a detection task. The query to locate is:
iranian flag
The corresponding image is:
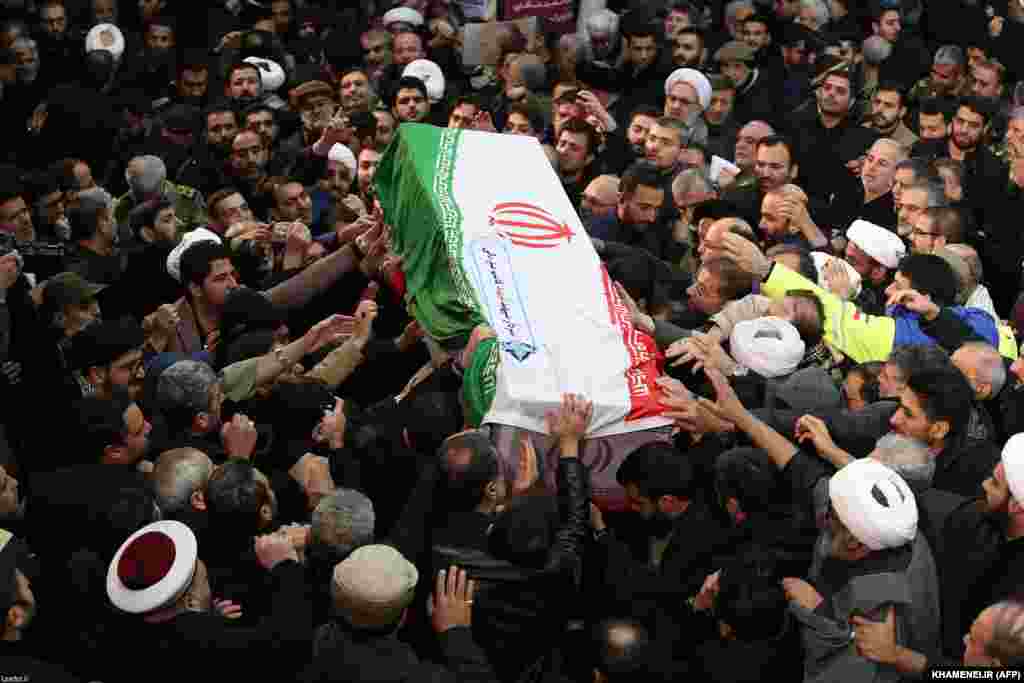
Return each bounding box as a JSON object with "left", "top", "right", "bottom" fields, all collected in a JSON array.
[{"left": 375, "top": 123, "right": 671, "bottom": 437}]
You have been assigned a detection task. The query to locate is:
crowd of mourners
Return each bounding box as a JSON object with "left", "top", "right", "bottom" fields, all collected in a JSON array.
[{"left": 4, "top": 0, "right": 1024, "bottom": 680}]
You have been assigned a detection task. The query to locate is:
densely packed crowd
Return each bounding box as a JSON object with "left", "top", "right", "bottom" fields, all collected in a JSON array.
[{"left": 2, "top": 0, "right": 1024, "bottom": 680}]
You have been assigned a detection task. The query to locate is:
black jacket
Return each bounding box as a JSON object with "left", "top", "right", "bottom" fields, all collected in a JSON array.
[
  {"left": 432, "top": 457, "right": 588, "bottom": 683},
  {"left": 786, "top": 107, "right": 881, "bottom": 205},
  {"left": 931, "top": 434, "right": 1000, "bottom": 499},
  {"left": 301, "top": 623, "right": 498, "bottom": 683},
  {"left": 595, "top": 496, "right": 732, "bottom": 637},
  {"left": 96, "top": 561, "right": 312, "bottom": 683},
  {"left": 938, "top": 498, "right": 1024, "bottom": 658}
]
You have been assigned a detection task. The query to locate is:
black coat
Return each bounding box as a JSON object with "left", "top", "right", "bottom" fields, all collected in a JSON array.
[
  {"left": 931, "top": 435, "right": 1000, "bottom": 499},
  {"left": 595, "top": 497, "right": 732, "bottom": 637},
  {"left": 732, "top": 68, "right": 783, "bottom": 129},
  {"left": 786, "top": 108, "right": 881, "bottom": 205},
  {"left": 301, "top": 623, "right": 498, "bottom": 683},
  {"left": 95, "top": 561, "right": 312, "bottom": 683},
  {"left": 432, "top": 458, "right": 588, "bottom": 683},
  {"left": 938, "top": 498, "right": 1024, "bottom": 658}
]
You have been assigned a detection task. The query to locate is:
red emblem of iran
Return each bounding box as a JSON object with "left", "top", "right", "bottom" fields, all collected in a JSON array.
[{"left": 488, "top": 202, "right": 574, "bottom": 249}]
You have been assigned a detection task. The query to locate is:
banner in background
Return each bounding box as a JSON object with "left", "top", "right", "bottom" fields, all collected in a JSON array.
[{"left": 502, "top": 0, "right": 575, "bottom": 33}]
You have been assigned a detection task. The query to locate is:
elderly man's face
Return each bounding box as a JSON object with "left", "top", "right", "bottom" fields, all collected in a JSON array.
[
  {"left": 861, "top": 142, "right": 900, "bottom": 196},
  {"left": 665, "top": 81, "right": 700, "bottom": 121},
  {"left": 580, "top": 178, "right": 618, "bottom": 220},
  {"left": 896, "top": 187, "right": 928, "bottom": 233}
]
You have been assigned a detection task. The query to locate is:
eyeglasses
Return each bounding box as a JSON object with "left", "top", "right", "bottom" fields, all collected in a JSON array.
[{"left": 911, "top": 228, "right": 941, "bottom": 238}]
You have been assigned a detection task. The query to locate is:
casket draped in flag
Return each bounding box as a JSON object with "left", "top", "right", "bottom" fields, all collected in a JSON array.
[{"left": 375, "top": 123, "right": 672, "bottom": 437}]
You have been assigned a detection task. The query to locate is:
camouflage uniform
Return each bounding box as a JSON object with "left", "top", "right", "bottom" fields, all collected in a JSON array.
[{"left": 113, "top": 179, "right": 208, "bottom": 241}]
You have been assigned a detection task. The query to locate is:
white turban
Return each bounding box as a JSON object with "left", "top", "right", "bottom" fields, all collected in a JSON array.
[
  {"left": 811, "top": 251, "right": 862, "bottom": 299},
  {"left": 382, "top": 7, "right": 425, "bottom": 28},
  {"left": 243, "top": 57, "right": 286, "bottom": 93},
  {"left": 328, "top": 143, "right": 357, "bottom": 177},
  {"left": 167, "top": 228, "right": 222, "bottom": 284},
  {"left": 729, "top": 317, "right": 805, "bottom": 379},
  {"left": 1002, "top": 433, "right": 1024, "bottom": 502},
  {"left": 846, "top": 219, "right": 906, "bottom": 270},
  {"left": 403, "top": 59, "right": 445, "bottom": 103},
  {"left": 829, "top": 458, "right": 918, "bottom": 551},
  {"left": 85, "top": 23, "right": 125, "bottom": 62},
  {"left": 665, "top": 68, "right": 712, "bottom": 110}
]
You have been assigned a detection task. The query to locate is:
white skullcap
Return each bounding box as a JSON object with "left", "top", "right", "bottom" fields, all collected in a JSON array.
[
  {"left": 85, "top": 23, "right": 125, "bottom": 61},
  {"left": 243, "top": 56, "right": 286, "bottom": 93},
  {"left": 382, "top": 7, "right": 425, "bottom": 28},
  {"left": 403, "top": 59, "right": 445, "bottom": 103},
  {"left": 829, "top": 458, "right": 918, "bottom": 551},
  {"left": 167, "top": 227, "right": 222, "bottom": 284},
  {"left": 811, "top": 251, "right": 862, "bottom": 299},
  {"left": 328, "top": 143, "right": 357, "bottom": 176},
  {"left": 332, "top": 545, "right": 419, "bottom": 629},
  {"left": 1001, "top": 433, "right": 1024, "bottom": 502},
  {"left": 665, "top": 68, "right": 712, "bottom": 110},
  {"left": 846, "top": 219, "right": 906, "bottom": 270},
  {"left": 107, "top": 521, "right": 197, "bottom": 614},
  {"left": 730, "top": 317, "right": 805, "bottom": 379}
]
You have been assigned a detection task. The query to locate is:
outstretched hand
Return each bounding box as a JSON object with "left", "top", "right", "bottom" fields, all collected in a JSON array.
[{"left": 545, "top": 393, "right": 593, "bottom": 449}]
